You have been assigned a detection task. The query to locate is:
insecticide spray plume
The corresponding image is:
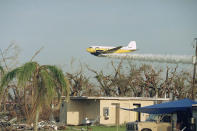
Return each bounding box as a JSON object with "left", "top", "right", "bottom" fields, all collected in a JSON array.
[{"left": 103, "top": 54, "right": 192, "bottom": 64}]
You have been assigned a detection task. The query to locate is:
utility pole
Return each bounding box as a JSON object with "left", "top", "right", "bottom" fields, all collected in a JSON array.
[{"left": 192, "top": 38, "right": 197, "bottom": 100}]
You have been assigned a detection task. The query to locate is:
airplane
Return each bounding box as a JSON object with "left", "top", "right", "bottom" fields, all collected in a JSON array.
[{"left": 86, "top": 41, "right": 137, "bottom": 56}]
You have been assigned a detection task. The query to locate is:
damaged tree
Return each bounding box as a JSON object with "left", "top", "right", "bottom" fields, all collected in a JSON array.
[
  {"left": 87, "top": 60, "right": 194, "bottom": 99},
  {"left": 0, "top": 61, "right": 70, "bottom": 131},
  {"left": 66, "top": 61, "right": 97, "bottom": 97}
]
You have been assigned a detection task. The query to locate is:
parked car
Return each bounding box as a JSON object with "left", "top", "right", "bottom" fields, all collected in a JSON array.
[{"left": 126, "top": 114, "right": 172, "bottom": 131}]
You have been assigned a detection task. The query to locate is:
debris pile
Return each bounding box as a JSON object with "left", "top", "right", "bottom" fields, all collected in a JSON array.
[
  {"left": 0, "top": 108, "right": 67, "bottom": 130},
  {"left": 0, "top": 120, "right": 11, "bottom": 128},
  {"left": 13, "top": 123, "right": 33, "bottom": 130},
  {"left": 38, "top": 121, "right": 57, "bottom": 130},
  {"left": 0, "top": 114, "right": 67, "bottom": 130}
]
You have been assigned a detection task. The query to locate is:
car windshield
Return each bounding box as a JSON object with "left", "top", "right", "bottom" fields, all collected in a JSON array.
[
  {"left": 146, "top": 114, "right": 159, "bottom": 122},
  {"left": 146, "top": 114, "right": 171, "bottom": 122}
]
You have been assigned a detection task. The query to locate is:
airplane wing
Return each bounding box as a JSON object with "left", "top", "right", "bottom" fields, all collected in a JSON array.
[{"left": 101, "top": 46, "right": 122, "bottom": 54}]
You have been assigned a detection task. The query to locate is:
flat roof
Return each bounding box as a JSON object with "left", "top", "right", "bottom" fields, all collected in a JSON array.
[{"left": 64, "top": 96, "right": 170, "bottom": 101}]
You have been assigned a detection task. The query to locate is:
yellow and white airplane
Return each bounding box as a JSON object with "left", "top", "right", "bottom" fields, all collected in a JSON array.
[{"left": 86, "top": 41, "right": 137, "bottom": 56}]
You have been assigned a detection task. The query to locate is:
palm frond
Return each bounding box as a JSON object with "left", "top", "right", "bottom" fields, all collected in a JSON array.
[
  {"left": 0, "top": 67, "right": 22, "bottom": 97},
  {"left": 46, "top": 65, "right": 66, "bottom": 85},
  {"left": 1, "top": 67, "right": 21, "bottom": 88},
  {"left": 38, "top": 69, "right": 55, "bottom": 105},
  {"left": 64, "top": 77, "right": 70, "bottom": 101},
  {"left": 44, "top": 65, "right": 69, "bottom": 95},
  {"left": 17, "top": 62, "right": 38, "bottom": 87}
]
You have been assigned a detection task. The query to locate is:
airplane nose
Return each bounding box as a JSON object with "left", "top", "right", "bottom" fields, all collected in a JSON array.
[
  {"left": 86, "top": 48, "right": 93, "bottom": 53},
  {"left": 86, "top": 48, "right": 90, "bottom": 52}
]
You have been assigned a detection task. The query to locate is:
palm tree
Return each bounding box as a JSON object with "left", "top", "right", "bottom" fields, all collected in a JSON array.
[
  {"left": 0, "top": 61, "right": 70, "bottom": 131},
  {"left": 0, "top": 65, "right": 3, "bottom": 74},
  {"left": 0, "top": 65, "right": 4, "bottom": 110}
]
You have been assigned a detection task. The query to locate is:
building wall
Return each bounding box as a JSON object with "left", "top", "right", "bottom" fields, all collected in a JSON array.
[
  {"left": 99, "top": 100, "right": 119, "bottom": 125},
  {"left": 66, "top": 100, "right": 82, "bottom": 125},
  {"left": 66, "top": 99, "right": 100, "bottom": 125},
  {"left": 99, "top": 99, "right": 154, "bottom": 125},
  {"left": 65, "top": 97, "right": 167, "bottom": 126}
]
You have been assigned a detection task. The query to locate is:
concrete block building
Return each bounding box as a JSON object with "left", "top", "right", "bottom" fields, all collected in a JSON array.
[{"left": 60, "top": 96, "right": 169, "bottom": 126}]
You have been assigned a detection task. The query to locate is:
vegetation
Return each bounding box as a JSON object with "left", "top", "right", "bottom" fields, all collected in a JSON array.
[
  {"left": 0, "top": 43, "right": 195, "bottom": 130},
  {"left": 0, "top": 61, "right": 70, "bottom": 131},
  {"left": 69, "top": 61, "right": 193, "bottom": 99}
]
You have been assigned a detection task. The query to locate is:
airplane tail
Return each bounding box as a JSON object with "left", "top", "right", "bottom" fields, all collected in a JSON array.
[{"left": 127, "top": 41, "right": 136, "bottom": 50}]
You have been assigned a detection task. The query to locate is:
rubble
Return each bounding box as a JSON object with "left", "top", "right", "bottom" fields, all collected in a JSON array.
[
  {"left": 38, "top": 121, "right": 57, "bottom": 130},
  {"left": 0, "top": 110, "right": 67, "bottom": 130},
  {"left": 0, "top": 120, "right": 11, "bottom": 128},
  {"left": 0, "top": 117, "right": 67, "bottom": 130}
]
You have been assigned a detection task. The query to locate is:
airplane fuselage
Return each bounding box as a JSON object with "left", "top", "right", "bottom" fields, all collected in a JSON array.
[
  {"left": 86, "top": 41, "right": 137, "bottom": 56},
  {"left": 86, "top": 46, "right": 133, "bottom": 56}
]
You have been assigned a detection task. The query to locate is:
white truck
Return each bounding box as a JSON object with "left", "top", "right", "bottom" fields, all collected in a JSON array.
[{"left": 126, "top": 114, "right": 172, "bottom": 131}]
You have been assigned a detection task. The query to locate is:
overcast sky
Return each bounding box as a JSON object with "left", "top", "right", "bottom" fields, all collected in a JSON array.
[{"left": 0, "top": 0, "right": 197, "bottom": 72}]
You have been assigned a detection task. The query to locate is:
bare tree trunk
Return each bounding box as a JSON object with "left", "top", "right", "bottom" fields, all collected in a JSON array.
[{"left": 34, "top": 108, "right": 40, "bottom": 131}]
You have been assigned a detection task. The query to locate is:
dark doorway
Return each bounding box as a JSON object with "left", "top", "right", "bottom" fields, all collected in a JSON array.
[{"left": 133, "top": 104, "right": 141, "bottom": 121}]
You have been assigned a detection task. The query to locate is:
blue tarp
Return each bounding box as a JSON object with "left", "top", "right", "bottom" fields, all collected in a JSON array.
[{"left": 121, "top": 98, "right": 197, "bottom": 114}]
